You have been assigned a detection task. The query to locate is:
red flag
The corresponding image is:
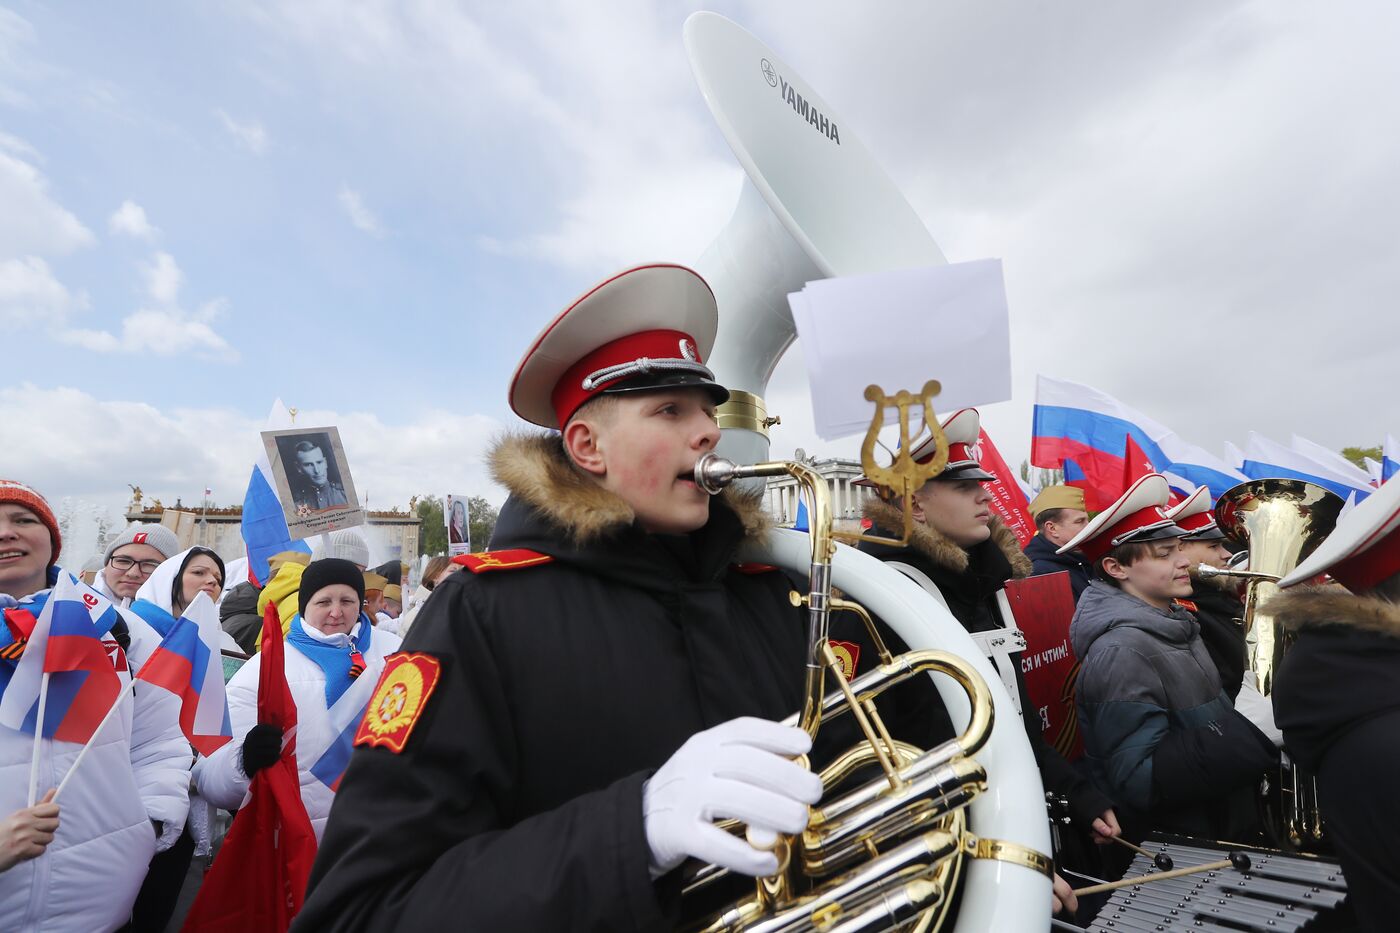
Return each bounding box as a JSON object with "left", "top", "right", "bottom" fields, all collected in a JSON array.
[
  {"left": 1121, "top": 435, "right": 1155, "bottom": 494},
  {"left": 1002, "top": 572, "right": 1083, "bottom": 761},
  {"left": 182, "top": 605, "right": 316, "bottom": 932},
  {"left": 975, "top": 428, "right": 1036, "bottom": 548}
]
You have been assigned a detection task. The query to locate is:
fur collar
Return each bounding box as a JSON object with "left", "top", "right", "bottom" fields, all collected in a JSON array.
[
  {"left": 488, "top": 433, "right": 770, "bottom": 547},
  {"left": 1271, "top": 586, "right": 1400, "bottom": 637},
  {"left": 862, "top": 496, "right": 1032, "bottom": 578}
]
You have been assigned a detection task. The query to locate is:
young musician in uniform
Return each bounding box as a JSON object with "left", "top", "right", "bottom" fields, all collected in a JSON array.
[
  {"left": 1164, "top": 487, "right": 1246, "bottom": 699},
  {"left": 1272, "top": 476, "right": 1400, "bottom": 932},
  {"left": 1023, "top": 485, "right": 1093, "bottom": 601},
  {"left": 1064, "top": 475, "right": 1278, "bottom": 841},
  {"left": 857, "top": 408, "right": 1113, "bottom": 915},
  {"left": 295, "top": 265, "right": 833, "bottom": 930}
]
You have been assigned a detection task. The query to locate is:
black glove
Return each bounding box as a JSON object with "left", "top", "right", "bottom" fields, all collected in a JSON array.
[{"left": 240, "top": 723, "right": 284, "bottom": 778}]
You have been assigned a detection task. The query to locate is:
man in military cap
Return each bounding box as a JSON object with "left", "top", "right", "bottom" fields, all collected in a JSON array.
[
  {"left": 1023, "top": 484, "right": 1093, "bottom": 601},
  {"left": 296, "top": 264, "right": 829, "bottom": 930},
  {"left": 290, "top": 439, "right": 348, "bottom": 511}
]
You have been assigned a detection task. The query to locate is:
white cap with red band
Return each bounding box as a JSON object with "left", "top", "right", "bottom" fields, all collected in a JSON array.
[
  {"left": 912, "top": 408, "right": 996, "bottom": 481},
  {"left": 1279, "top": 476, "right": 1400, "bottom": 591},
  {"left": 508, "top": 263, "right": 727, "bottom": 429},
  {"left": 1058, "top": 473, "right": 1187, "bottom": 563},
  {"left": 1164, "top": 486, "right": 1226, "bottom": 541}
]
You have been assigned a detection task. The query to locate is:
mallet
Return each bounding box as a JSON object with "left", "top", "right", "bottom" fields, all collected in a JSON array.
[
  {"left": 1104, "top": 833, "right": 1174, "bottom": 871},
  {"left": 1072, "top": 851, "right": 1252, "bottom": 897}
]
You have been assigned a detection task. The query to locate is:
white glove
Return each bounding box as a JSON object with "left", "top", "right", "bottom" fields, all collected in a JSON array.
[
  {"left": 1234, "top": 672, "right": 1284, "bottom": 748},
  {"left": 642, "top": 716, "right": 823, "bottom": 878}
]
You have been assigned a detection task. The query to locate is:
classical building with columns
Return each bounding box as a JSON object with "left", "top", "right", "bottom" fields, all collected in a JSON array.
[
  {"left": 118, "top": 491, "right": 421, "bottom": 568},
  {"left": 762, "top": 453, "right": 877, "bottom": 534}
]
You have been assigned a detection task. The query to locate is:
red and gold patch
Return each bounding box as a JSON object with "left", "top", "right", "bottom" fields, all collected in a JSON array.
[
  {"left": 827, "top": 639, "right": 861, "bottom": 682},
  {"left": 1173, "top": 598, "right": 1199, "bottom": 613},
  {"left": 354, "top": 652, "right": 442, "bottom": 754},
  {"left": 452, "top": 548, "right": 554, "bottom": 574}
]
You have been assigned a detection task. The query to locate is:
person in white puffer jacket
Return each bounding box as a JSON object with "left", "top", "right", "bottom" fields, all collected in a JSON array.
[
  {"left": 194, "top": 559, "right": 400, "bottom": 840},
  {"left": 0, "top": 481, "right": 190, "bottom": 933}
]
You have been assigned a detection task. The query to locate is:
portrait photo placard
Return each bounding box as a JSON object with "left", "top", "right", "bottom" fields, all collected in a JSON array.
[
  {"left": 261, "top": 426, "right": 365, "bottom": 540},
  {"left": 445, "top": 494, "right": 472, "bottom": 556}
]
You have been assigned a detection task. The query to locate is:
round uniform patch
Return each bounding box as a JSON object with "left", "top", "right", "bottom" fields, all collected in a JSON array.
[{"left": 354, "top": 652, "right": 442, "bottom": 754}]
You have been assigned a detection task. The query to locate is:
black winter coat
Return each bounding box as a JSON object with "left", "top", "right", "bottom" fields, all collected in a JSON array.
[
  {"left": 1023, "top": 533, "right": 1092, "bottom": 602},
  {"left": 295, "top": 435, "right": 925, "bottom": 932},
  {"left": 1274, "top": 588, "right": 1400, "bottom": 933},
  {"left": 858, "top": 498, "right": 1114, "bottom": 831},
  {"left": 218, "top": 581, "right": 262, "bottom": 655},
  {"left": 1178, "top": 577, "right": 1245, "bottom": 700}
]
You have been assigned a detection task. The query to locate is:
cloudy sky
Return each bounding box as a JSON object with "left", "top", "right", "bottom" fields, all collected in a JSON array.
[{"left": 3, "top": 0, "right": 1397, "bottom": 527}]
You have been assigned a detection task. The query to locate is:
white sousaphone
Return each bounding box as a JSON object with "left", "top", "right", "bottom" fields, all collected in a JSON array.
[{"left": 685, "top": 12, "right": 1050, "bottom": 931}]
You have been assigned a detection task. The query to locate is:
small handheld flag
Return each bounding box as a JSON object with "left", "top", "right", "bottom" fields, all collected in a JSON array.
[
  {"left": 135, "top": 592, "right": 232, "bottom": 755},
  {"left": 0, "top": 575, "right": 121, "bottom": 744}
]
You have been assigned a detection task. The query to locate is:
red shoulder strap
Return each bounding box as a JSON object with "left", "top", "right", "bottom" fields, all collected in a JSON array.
[{"left": 452, "top": 548, "right": 555, "bottom": 574}]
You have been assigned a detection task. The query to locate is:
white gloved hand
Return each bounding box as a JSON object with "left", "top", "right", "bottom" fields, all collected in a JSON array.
[
  {"left": 642, "top": 716, "right": 823, "bottom": 878},
  {"left": 1234, "top": 672, "right": 1285, "bottom": 748}
]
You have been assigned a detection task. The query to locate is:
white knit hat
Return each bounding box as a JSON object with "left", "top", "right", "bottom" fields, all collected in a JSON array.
[
  {"left": 310, "top": 528, "right": 370, "bottom": 568},
  {"left": 103, "top": 523, "right": 182, "bottom": 564}
]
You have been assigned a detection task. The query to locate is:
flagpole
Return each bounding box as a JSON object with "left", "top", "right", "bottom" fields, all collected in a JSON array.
[
  {"left": 52, "top": 682, "right": 132, "bottom": 802},
  {"left": 27, "top": 672, "right": 50, "bottom": 806}
]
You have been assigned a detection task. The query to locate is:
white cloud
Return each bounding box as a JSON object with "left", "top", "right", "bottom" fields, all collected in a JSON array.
[
  {"left": 61, "top": 299, "right": 236, "bottom": 359},
  {"left": 1, "top": 384, "right": 507, "bottom": 531},
  {"left": 338, "top": 185, "right": 383, "bottom": 236},
  {"left": 0, "top": 256, "right": 88, "bottom": 328},
  {"left": 0, "top": 148, "right": 94, "bottom": 257},
  {"left": 142, "top": 250, "right": 182, "bottom": 304},
  {"left": 214, "top": 108, "right": 269, "bottom": 155},
  {"left": 108, "top": 200, "right": 158, "bottom": 239}
]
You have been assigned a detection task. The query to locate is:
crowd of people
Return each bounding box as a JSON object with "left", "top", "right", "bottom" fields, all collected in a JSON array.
[{"left": 2, "top": 260, "right": 1396, "bottom": 932}]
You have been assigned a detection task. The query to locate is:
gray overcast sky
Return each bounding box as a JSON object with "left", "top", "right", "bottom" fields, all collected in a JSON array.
[{"left": 2, "top": 0, "right": 1396, "bottom": 519}]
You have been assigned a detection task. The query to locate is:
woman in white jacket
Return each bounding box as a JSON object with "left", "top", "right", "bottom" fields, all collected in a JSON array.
[
  {"left": 127, "top": 546, "right": 226, "bottom": 931},
  {"left": 0, "top": 481, "right": 190, "bottom": 933},
  {"left": 194, "top": 559, "right": 401, "bottom": 840}
]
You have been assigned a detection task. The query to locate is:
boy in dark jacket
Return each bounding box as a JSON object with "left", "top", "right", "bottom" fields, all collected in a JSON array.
[
  {"left": 1164, "top": 486, "right": 1247, "bottom": 698},
  {"left": 1065, "top": 474, "right": 1277, "bottom": 841},
  {"left": 297, "top": 265, "right": 871, "bottom": 931}
]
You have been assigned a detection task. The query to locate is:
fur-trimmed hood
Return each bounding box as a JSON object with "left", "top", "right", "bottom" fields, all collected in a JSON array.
[
  {"left": 1272, "top": 587, "right": 1400, "bottom": 638},
  {"left": 488, "top": 432, "right": 770, "bottom": 548},
  {"left": 861, "top": 496, "right": 1032, "bottom": 579}
]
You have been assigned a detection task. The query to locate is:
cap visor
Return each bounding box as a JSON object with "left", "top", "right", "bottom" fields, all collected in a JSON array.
[{"left": 600, "top": 372, "right": 730, "bottom": 406}]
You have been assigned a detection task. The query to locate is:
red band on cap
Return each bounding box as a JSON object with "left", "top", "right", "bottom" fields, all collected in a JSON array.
[
  {"left": 1330, "top": 526, "right": 1400, "bottom": 592},
  {"left": 1081, "top": 505, "right": 1173, "bottom": 563},
  {"left": 550, "top": 328, "right": 701, "bottom": 427},
  {"left": 915, "top": 441, "right": 977, "bottom": 467},
  {"left": 1173, "top": 511, "right": 1216, "bottom": 534}
]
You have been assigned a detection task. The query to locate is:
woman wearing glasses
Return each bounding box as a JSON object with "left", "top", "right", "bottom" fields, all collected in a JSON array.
[{"left": 94, "top": 524, "right": 181, "bottom": 605}]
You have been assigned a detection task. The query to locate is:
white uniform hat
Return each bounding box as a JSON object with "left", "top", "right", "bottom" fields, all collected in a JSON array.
[
  {"left": 1279, "top": 477, "right": 1400, "bottom": 590},
  {"left": 508, "top": 263, "right": 728, "bottom": 429},
  {"left": 1163, "top": 487, "right": 1226, "bottom": 542},
  {"left": 1058, "top": 473, "right": 1187, "bottom": 563}
]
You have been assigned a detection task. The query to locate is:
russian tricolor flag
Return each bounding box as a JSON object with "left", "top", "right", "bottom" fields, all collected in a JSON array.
[
  {"left": 308, "top": 667, "right": 376, "bottom": 792},
  {"left": 1241, "top": 433, "right": 1372, "bottom": 503},
  {"left": 1384, "top": 435, "right": 1399, "bottom": 484},
  {"left": 1031, "top": 375, "right": 1245, "bottom": 511},
  {"left": 135, "top": 592, "right": 231, "bottom": 755},
  {"left": 0, "top": 575, "right": 122, "bottom": 744},
  {"left": 242, "top": 399, "right": 311, "bottom": 585}
]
